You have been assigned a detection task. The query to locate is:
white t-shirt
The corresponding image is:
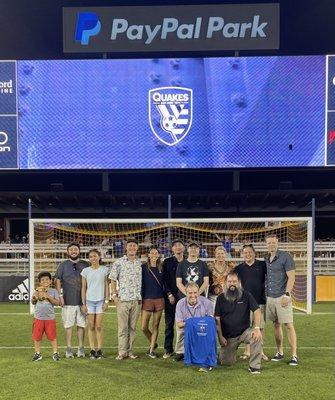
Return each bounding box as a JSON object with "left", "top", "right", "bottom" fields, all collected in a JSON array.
[{"left": 81, "top": 266, "right": 109, "bottom": 301}]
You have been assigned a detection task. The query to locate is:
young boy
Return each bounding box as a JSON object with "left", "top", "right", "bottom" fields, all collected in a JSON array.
[{"left": 31, "top": 271, "right": 60, "bottom": 361}]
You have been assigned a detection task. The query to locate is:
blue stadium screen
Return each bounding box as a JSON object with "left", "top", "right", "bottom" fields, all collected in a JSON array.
[{"left": 0, "top": 55, "right": 331, "bottom": 169}]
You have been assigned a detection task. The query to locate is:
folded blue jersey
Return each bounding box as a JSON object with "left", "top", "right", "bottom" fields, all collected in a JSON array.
[{"left": 184, "top": 316, "right": 217, "bottom": 368}]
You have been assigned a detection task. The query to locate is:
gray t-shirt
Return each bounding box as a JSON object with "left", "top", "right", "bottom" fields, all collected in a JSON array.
[
  {"left": 265, "top": 250, "right": 295, "bottom": 298},
  {"left": 34, "top": 288, "right": 59, "bottom": 320},
  {"left": 81, "top": 266, "right": 110, "bottom": 302},
  {"left": 55, "top": 259, "right": 89, "bottom": 305}
]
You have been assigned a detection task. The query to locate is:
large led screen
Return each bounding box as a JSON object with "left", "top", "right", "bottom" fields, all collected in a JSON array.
[{"left": 0, "top": 55, "right": 332, "bottom": 169}]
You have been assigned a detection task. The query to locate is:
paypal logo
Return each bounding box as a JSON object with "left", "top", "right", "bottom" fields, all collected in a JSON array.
[{"left": 75, "top": 12, "right": 101, "bottom": 45}]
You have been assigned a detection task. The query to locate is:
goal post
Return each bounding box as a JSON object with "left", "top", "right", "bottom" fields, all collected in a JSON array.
[{"left": 28, "top": 217, "right": 313, "bottom": 314}]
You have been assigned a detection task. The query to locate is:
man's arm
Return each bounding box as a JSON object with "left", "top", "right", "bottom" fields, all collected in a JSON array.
[
  {"left": 199, "top": 276, "right": 209, "bottom": 295},
  {"left": 55, "top": 278, "right": 64, "bottom": 307},
  {"left": 215, "top": 316, "right": 227, "bottom": 347},
  {"left": 251, "top": 308, "right": 262, "bottom": 341},
  {"left": 110, "top": 280, "right": 119, "bottom": 305},
  {"left": 281, "top": 269, "right": 295, "bottom": 307},
  {"left": 176, "top": 277, "right": 186, "bottom": 296}
]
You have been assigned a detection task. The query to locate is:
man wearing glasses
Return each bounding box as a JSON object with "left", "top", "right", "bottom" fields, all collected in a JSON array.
[
  {"left": 55, "top": 242, "right": 89, "bottom": 358},
  {"left": 235, "top": 244, "right": 268, "bottom": 361}
]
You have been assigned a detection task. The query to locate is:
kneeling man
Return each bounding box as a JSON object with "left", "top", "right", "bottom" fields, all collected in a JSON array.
[
  {"left": 215, "top": 272, "right": 263, "bottom": 374},
  {"left": 175, "top": 282, "right": 215, "bottom": 371}
]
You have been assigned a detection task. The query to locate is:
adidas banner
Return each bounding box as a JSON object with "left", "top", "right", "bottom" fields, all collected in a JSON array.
[{"left": 0, "top": 276, "right": 29, "bottom": 301}]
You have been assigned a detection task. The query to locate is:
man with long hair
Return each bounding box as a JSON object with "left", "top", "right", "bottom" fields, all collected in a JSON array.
[{"left": 215, "top": 272, "right": 263, "bottom": 374}]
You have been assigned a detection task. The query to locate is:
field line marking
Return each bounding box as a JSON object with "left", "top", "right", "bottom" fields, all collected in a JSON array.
[{"left": 0, "top": 346, "right": 334, "bottom": 350}]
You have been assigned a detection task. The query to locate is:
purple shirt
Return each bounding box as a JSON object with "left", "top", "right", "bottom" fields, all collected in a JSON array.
[{"left": 175, "top": 296, "right": 214, "bottom": 323}]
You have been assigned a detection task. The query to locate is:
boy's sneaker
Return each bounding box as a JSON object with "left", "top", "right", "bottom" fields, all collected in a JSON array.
[
  {"left": 96, "top": 349, "right": 104, "bottom": 359},
  {"left": 89, "top": 349, "right": 97, "bottom": 359},
  {"left": 52, "top": 352, "right": 61, "bottom": 362},
  {"left": 65, "top": 347, "right": 74, "bottom": 359},
  {"left": 289, "top": 356, "right": 299, "bottom": 366},
  {"left": 271, "top": 352, "right": 284, "bottom": 361},
  {"left": 76, "top": 347, "right": 85, "bottom": 358},
  {"left": 248, "top": 367, "right": 261, "bottom": 374},
  {"left": 147, "top": 351, "right": 157, "bottom": 359},
  {"left": 32, "top": 352, "right": 42, "bottom": 362}
]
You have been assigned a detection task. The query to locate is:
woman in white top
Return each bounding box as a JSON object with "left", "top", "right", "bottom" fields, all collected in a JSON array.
[{"left": 81, "top": 249, "right": 109, "bottom": 359}]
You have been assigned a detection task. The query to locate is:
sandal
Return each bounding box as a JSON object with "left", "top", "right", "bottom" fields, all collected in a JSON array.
[{"left": 239, "top": 354, "right": 250, "bottom": 360}]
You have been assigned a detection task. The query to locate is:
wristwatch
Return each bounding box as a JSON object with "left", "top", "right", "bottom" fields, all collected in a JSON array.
[
  {"left": 111, "top": 293, "right": 117, "bottom": 299},
  {"left": 285, "top": 292, "right": 291, "bottom": 297}
]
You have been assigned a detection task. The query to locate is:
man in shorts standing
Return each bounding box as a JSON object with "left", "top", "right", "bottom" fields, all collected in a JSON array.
[
  {"left": 55, "top": 242, "right": 89, "bottom": 358},
  {"left": 265, "top": 234, "right": 298, "bottom": 366}
]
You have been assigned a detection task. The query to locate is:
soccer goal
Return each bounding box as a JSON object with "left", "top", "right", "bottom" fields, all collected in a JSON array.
[{"left": 29, "top": 217, "right": 313, "bottom": 314}]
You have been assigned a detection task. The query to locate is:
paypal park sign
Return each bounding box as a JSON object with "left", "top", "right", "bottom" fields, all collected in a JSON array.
[{"left": 63, "top": 4, "right": 279, "bottom": 53}]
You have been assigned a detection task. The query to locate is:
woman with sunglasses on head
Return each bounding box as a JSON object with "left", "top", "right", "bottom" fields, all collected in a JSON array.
[
  {"left": 141, "top": 247, "right": 165, "bottom": 358},
  {"left": 81, "top": 249, "right": 110, "bottom": 359},
  {"left": 208, "top": 246, "right": 235, "bottom": 304}
]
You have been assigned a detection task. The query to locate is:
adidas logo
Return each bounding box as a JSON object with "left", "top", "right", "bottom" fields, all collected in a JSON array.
[{"left": 9, "top": 278, "right": 29, "bottom": 301}]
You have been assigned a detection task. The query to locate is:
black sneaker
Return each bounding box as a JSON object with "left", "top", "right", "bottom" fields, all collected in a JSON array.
[
  {"left": 52, "top": 352, "right": 61, "bottom": 362},
  {"left": 147, "top": 351, "right": 157, "bottom": 359},
  {"left": 248, "top": 367, "right": 261, "bottom": 374},
  {"left": 173, "top": 353, "right": 184, "bottom": 362},
  {"left": 289, "top": 356, "right": 299, "bottom": 366},
  {"left": 96, "top": 349, "right": 104, "bottom": 359},
  {"left": 32, "top": 352, "right": 42, "bottom": 362},
  {"left": 271, "top": 352, "right": 284, "bottom": 361},
  {"left": 89, "top": 349, "right": 97, "bottom": 359}
]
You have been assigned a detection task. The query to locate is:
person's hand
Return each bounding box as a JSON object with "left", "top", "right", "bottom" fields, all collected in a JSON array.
[
  {"left": 218, "top": 335, "right": 227, "bottom": 347},
  {"left": 59, "top": 296, "right": 65, "bottom": 307},
  {"left": 251, "top": 328, "right": 262, "bottom": 342},
  {"left": 281, "top": 295, "right": 291, "bottom": 308},
  {"left": 102, "top": 302, "right": 108, "bottom": 311},
  {"left": 168, "top": 295, "right": 176, "bottom": 305},
  {"left": 81, "top": 304, "right": 87, "bottom": 315},
  {"left": 113, "top": 296, "right": 120, "bottom": 306}
]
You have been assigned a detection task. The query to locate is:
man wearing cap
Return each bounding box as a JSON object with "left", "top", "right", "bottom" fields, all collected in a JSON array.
[
  {"left": 55, "top": 242, "right": 89, "bottom": 358},
  {"left": 175, "top": 241, "right": 209, "bottom": 361},
  {"left": 162, "top": 238, "right": 185, "bottom": 359},
  {"left": 109, "top": 238, "right": 142, "bottom": 360}
]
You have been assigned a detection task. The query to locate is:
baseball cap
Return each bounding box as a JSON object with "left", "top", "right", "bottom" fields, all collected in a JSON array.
[
  {"left": 188, "top": 240, "right": 200, "bottom": 248},
  {"left": 171, "top": 238, "right": 185, "bottom": 246}
]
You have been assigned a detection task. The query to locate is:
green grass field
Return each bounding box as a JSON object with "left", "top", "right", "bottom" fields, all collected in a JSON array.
[{"left": 0, "top": 302, "right": 334, "bottom": 400}]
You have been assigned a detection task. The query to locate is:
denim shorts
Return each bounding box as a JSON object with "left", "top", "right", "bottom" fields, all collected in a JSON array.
[{"left": 86, "top": 300, "right": 104, "bottom": 314}]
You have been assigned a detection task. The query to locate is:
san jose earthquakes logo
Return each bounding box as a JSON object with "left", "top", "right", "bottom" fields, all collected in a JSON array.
[{"left": 148, "top": 87, "right": 193, "bottom": 146}]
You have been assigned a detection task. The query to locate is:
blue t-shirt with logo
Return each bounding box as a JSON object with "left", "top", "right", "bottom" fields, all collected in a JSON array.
[{"left": 184, "top": 316, "right": 217, "bottom": 368}]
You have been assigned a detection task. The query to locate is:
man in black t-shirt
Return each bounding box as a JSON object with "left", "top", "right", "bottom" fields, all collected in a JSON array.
[
  {"left": 215, "top": 272, "right": 263, "bottom": 374},
  {"left": 235, "top": 244, "right": 268, "bottom": 360},
  {"left": 176, "top": 241, "right": 209, "bottom": 299},
  {"left": 162, "top": 239, "right": 185, "bottom": 359}
]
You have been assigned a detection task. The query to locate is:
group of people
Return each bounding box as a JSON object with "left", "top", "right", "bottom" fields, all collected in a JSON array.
[{"left": 31, "top": 234, "right": 298, "bottom": 374}]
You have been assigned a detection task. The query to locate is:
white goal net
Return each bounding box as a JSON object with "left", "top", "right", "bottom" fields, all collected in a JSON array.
[{"left": 29, "top": 218, "right": 313, "bottom": 314}]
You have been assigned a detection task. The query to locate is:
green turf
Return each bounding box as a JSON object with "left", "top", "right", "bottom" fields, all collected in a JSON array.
[{"left": 0, "top": 302, "right": 334, "bottom": 400}]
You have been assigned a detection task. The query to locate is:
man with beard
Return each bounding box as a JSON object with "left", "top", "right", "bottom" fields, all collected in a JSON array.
[
  {"left": 55, "top": 242, "right": 89, "bottom": 358},
  {"left": 215, "top": 272, "right": 263, "bottom": 374},
  {"left": 162, "top": 239, "right": 185, "bottom": 359}
]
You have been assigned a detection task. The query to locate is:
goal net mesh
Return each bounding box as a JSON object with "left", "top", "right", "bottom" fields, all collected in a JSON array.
[{"left": 30, "top": 218, "right": 312, "bottom": 313}]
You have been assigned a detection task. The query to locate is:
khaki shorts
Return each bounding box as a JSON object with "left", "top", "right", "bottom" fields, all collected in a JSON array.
[
  {"left": 250, "top": 304, "right": 266, "bottom": 329},
  {"left": 61, "top": 305, "right": 87, "bottom": 329},
  {"left": 266, "top": 296, "right": 293, "bottom": 324}
]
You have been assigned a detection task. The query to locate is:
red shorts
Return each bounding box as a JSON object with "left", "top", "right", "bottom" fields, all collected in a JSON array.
[
  {"left": 32, "top": 318, "right": 57, "bottom": 341},
  {"left": 142, "top": 298, "right": 165, "bottom": 312}
]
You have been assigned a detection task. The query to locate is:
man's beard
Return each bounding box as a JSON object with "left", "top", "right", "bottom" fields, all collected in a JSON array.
[
  {"left": 69, "top": 254, "right": 79, "bottom": 261},
  {"left": 223, "top": 285, "right": 243, "bottom": 302}
]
